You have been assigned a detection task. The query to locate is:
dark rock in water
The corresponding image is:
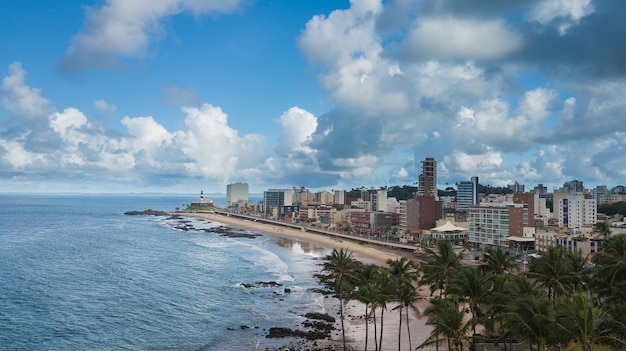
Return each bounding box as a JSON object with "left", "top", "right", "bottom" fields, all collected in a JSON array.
[
  {"left": 284, "top": 288, "right": 291, "bottom": 293},
  {"left": 124, "top": 209, "right": 170, "bottom": 216},
  {"left": 303, "top": 312, "right": 336, "bottom": 323},
  {"left": 266, "top": 327, "right": 330, "bottom": 340},
  {"left": 241, "top": 281, "right": 283, "bottom": 288}
]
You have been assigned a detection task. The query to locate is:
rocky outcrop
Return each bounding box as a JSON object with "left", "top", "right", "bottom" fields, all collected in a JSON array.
[{"left": 124, "top": 209, "right": 170, "bottom": 216}]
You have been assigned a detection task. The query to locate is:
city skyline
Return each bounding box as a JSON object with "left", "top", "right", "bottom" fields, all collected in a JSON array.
[{"left": 1, "top": 1, "right": 625, "bottom": 194}]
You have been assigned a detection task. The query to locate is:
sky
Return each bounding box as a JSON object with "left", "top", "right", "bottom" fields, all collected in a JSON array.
[{"left": 1, "top": 0, "right": 625, "bottom": 194}]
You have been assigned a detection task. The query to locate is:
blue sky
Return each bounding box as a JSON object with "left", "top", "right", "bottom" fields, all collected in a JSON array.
[{"left": 1, "top": 0, "right": 625, "bottom": 194}]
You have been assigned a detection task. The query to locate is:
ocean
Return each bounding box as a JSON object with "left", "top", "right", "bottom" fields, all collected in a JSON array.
[{"left": 0, "top": 194, "right": 334, "bottom": 350}]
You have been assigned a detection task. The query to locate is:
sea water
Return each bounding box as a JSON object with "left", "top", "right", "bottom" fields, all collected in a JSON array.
[{"left": 0, "top": 194, "right": 333, "bottom": 350}]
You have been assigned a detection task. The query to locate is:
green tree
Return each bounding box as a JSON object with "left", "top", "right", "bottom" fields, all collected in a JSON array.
[
  {"left": 448, "top": 266, "right": 493, "bottom": 351},
  {"left": 386, "top": 257, "right": 420, "bottom": 351},
  {"left": 591, "top": 233, "right": 626, "bottom": 303},
  {"left": 507, "top": 293, "right": 556, "bottom": 351},
  {"left": 528, "top": 245, "right": 572, "bottom": 300},
  {"left": 592, "top": 221, "right": 612, "bottom": 239},
  {"left": 321, "top": 248, "right": 358, "bottom": 351},
  {"left": 480, "top": 246, "right": 517, "bottom": 275},
  {"left": 554, "top": 294, "right": 603, "bottom": 351},
  {"left": 419, "top": 297, "right": 472, "bottom": 351},
  {"left": 420, "top": 240, "right": 464, "bottom": 297}
]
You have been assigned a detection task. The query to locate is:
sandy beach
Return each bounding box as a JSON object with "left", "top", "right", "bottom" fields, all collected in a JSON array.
[{"left": 179, "top": 211, "right": 434, "bottom": 351}]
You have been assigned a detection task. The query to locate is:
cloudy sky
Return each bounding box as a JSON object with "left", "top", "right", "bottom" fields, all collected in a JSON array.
[{"left": 1, "top": 0, "right": 624, "bottom": 194}]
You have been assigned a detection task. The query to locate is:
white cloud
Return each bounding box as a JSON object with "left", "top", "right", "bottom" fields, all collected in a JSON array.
[
  {"left": 1, "top": 62, "right": 54, "bottom": 120},
  {"left": 0, "top": 137, "right": 47, "bottom": 169},
  {"left": 529, "top": 0, "right": 594, "bottom": 35},
  {"left": 94, "top": 99, "right": 117, "bottom": 113},
  {"left": 50, "top": 108, "right": 88, "bottom": 137},
  {"left": 58, "top": 0, "right": 244, "bottom": 71},
  {"left": 276, "top": 107, "right": 317, "bottom": 154},
  {"left": 404, "top": 17, "right": 523, "bottom": 60}
]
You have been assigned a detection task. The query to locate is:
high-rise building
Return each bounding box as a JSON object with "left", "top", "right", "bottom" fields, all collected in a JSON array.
[
  {"left": 263, "top": 188, "right": 294, "bottom": 215},
  {"left": 558, "top": 193, "right": 596, "bottom": 230},
  {"left": 418, "top": 157, "right": 437, "bottom": 197},
  {"left": 406, "top": 196, "right": 436, "bottom": 230},
  {"left": 456, "top": 176, "right": 479, "bottom": 212},
  {"left": 513, "top": 192, "right": 536, "bottom": 227},
  {"left": 333, "top": 190, "right": 346, "bottom": 205},
  {"left": 508, "top": 181, "right": 525, "bottom": 193},
  {"left": 563, "top": 180, "right": 584, "bottom": 193},
  {"left": 226, "top": 182, "right": 249, "bottom": 208}
]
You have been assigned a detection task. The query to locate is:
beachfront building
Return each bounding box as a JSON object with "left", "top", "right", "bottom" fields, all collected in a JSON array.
[
  {"left": 417, "top": 157, "right": 437, "bottom": 197},
  {"left": 406, "top": 196, "right": 437, "bottom": 231},
  {"left": 468, "top": 203, "right": 525, "bottom": 248},
  {"left": 263, "top": 188, "right": 295, "bottom": 217},
  {"left": 226, "top": 182, "right": 249, "bottom": 208},
  {"left": 360, "top": 188, "right": 388, "bottom": 212},
  {"left": 350, "top": 211, "right": 394, "bottom": 237}
]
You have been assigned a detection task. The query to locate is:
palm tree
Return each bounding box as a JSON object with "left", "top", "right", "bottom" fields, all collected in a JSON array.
[
  {"left": 564, "top": 249, "right": 590, "bottom": 294},
  {"left": 354, "top": 263, "right": 383, "bottom": 351},
  {"left": 321, "top": 248, "right": 358, "bottom": 351},
  {"left": 420, "top": 240, "right": 464, "bottom": 297},
  {"left": 419, "top": 297, "right": 472, "bottom": 351},
  {"left": 592, "top": 221, "right": 612, "bottom": 239},
  {"left": 375, "top": 268, "right": 393, "bottom": 351},
  {"left": 554, "top": 294, "right": 603, "bottom": 351},
  {"left": 448, "top": 265, "right": 493, "bottom": 351},
  {"left": 597, "top": 301, "right": 626, "bottom": 350},
  {"left": 528, "top": 245, "right": 571, "bottom": 300},
  {"left": 591, "top": 233, "right": 626, "bottom": 303},
  {"left": 507, "top": 293, "right": 556, "bottom": 351},
  {"left": 480, "top": 246, "right": 517, "bottom": 275},
  {"left": 386, "top": 257, "right": 419, "bottom": 351}
]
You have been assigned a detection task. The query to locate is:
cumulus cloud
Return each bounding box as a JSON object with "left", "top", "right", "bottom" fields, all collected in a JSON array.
[
  {"left": 94, "top": 100, "right": 117, "bottom": 114},
  {"left": 293, "top": 0, "right": 626, "bottom": 189},
  {"left": 0, "top": 63, "right": 271, "bottom": 188},
  {"left": 1, "top": 62, "right": 54, "bottom": 122},
  {"left": 399, "top": 18, "right": 523, "bottom": 61},
  {"left": 57, "top": 0, "right": 244, "bottom": 72}
]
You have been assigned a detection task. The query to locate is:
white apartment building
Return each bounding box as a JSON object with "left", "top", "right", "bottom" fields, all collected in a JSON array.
[{"left": 558, "top": 193, "right": 596, "bottom": 230}]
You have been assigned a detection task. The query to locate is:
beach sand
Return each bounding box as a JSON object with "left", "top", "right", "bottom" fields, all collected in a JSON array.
[{"left": 179, "top": 211, "right": 434, "bottom": 351}]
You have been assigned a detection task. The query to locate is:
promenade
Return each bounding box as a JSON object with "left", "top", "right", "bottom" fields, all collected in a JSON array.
[{"left": 209, "top": 210, "right": 421, "bottom": 253}]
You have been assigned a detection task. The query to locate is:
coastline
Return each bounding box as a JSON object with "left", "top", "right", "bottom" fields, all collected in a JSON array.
[{"left": 178, "top": 211, "right": 433, "bottom": 351}]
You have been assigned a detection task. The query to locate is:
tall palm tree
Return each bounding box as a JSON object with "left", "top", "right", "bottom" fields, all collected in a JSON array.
[
  {"left": 480, "top": 246, "right": 517, "bottom": 275},
  {"left": 354, "top": 262, "right": 383, "bottom": 351},
  {"left": 592, "top": 221, "right": 612, "bottom": 240},
  {"left": 448, "top": 265, "right": 493, "bottom": 351},
  {"left": 597, "top": 301, "right": 626, "bottom": 350},
  {"left": 375, "top": 268, "right": 393, "bottom": 351},
  {"left": 507, "top": 293, "right": 556, "bottom": 351},
  {"left": 564, "top": 249, "right": 590, "bottom": 294},
  {"left": 386, "top": 257, "right": 419, "bottom": 351},
  {"left": 420, "top": 240, "right": 464, "bottom": 297},
  {"left": 528, "top": 245, "right": 571, "bottom": 300},
  {"left": 418, "top": 297, "right": 472, "bottom": 351},
  {"left": 591, "top": 233, "right": 626, "bottom": 303},
  {"left": 554, "top": 294, "right": 603, "bottom": 351},
  {"left": 321, "top": 248, "right": 358, "bottom": 351}
]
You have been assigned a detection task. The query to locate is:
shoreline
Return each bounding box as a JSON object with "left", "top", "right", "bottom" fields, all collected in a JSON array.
[{"left": 177, "top": 211, "right": 433, "bottom": 351}]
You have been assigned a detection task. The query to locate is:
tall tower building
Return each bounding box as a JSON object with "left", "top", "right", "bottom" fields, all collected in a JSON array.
[
  {"left": 226, "top": 182, "right": 249, "bottom": 208},
  {"left": 457, "top": 176, "right": 479, "bottom": 211},
  {"left": 418, "top": 157, "right": 437, "bottom": 197}
]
